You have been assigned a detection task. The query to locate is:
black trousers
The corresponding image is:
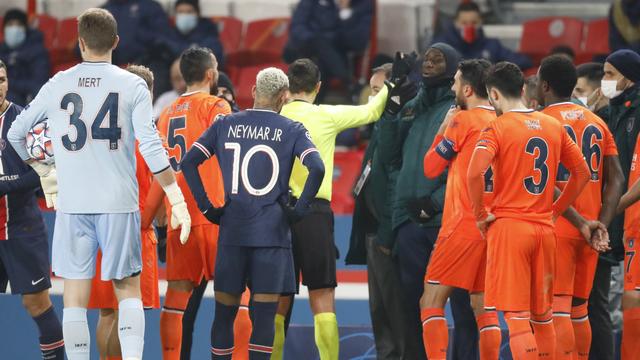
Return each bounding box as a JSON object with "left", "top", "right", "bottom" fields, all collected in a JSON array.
[
  {"left": 588, "top": 259, "right": 614, "bottom": 360},
  {"left": 395, "top": 221, "right": 479, "bottom": 360},
  {"left": 366, "top": 235, "right": 410, "bottom": 359}
]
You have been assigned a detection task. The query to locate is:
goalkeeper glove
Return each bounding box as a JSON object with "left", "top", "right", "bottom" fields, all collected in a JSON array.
[
  {"left": 30, "top": 162, "right": 57, "bottom": 209},
  {"left": 162, "top": 182, "right": 191, "bottom": 244}
]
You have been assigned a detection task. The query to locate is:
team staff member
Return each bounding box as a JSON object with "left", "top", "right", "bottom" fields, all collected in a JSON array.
[
  {"left": 589, "top": 50, "right": 640, "bottom": 360},
  {"left": 0, "top": 60, "right": 65, "bottom": 359},
  {"left": 536, "top": 55, "right": 623, "bottom": 360},
  {"left": 346, "top": 63, "right": 414, "bottom": 359},
  {"left": 273, "top": 58, "right": 416, "bottom": 360},
  {"left": 377, "top": 43, "right": 478, "bottom": 359}
]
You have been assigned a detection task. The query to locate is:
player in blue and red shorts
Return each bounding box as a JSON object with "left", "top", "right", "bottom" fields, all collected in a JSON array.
[
  {"left": 0, "top": 60, "right": 65, "bottom": 359},
  {"left": 181, "top": 67, "right": 324, "bottom": 360}
]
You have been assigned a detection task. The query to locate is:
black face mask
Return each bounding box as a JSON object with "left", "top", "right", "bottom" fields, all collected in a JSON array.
[{"left": 422, "top": 74, "right": 454, "bottom": 89}]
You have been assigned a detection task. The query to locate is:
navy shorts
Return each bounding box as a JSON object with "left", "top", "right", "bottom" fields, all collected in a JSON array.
[
  {"left": 0, "top": 235, "right": 52, "bottom": 294},
  {"left": 214, "top": 244, "right": 296, "bottom": 295}
]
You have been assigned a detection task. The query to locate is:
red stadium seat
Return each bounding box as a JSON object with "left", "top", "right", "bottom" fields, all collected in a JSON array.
[
  {"left": 331, "top": 150, "right": 365, "bottom": 215},
  {"left": 50, "top": 61, "right": 78, "bottom": 76},
  {"left": 212, "top": 16, "right": 243, "bottom": 55},
  {"left": 32, "top": 14, "right": 57, "bottom": 50},
  {"left": 234, "top": 62, "right": 288, "bottom": 110},
  {"left": 582, "top": 18, "right": 609, "bottom": 59},
  {"left": 51, "top": 17, "right": 79, "bottom": 65},
  {"left": 243, "top": 18, "right": 289, "bottom": 54},
  {"left": 520, "top": 17, "right": 584, "bottom": 63}
]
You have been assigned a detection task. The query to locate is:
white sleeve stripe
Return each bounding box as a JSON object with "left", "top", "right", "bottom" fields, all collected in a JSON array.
[
  {"left": 475, "top": 145, "right": 488, "bottom": 150},
  {"left": 299, "top": 148, "right": 319, "bottom": 164},
  {"left": 193, "top": 142, "right": 211, "bottom": 158}
]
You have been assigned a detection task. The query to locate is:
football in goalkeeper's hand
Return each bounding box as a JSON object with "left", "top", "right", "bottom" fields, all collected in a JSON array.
[{"left": 26, "top": 120, "right": 54, "bottom": 165}]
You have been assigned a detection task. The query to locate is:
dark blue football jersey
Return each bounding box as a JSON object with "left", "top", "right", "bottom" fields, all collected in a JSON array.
[
  {"left": 191, "top": 109, "right": 320, "bottom": 247},
  {"left": 0, "top": 103, "right": 47, "bottom": 240}
]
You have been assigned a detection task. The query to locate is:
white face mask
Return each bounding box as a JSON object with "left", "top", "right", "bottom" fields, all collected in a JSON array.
[
  {"left": 175, "top": 13, "right": 198, "bottom": 35},
  {"left": 577, "top": 96, "right": 588, "bottom": 107},
  {"left": 601, "top": 79, "right": 623, "bottom": 99},
  {"left": 4, "top": 25, "right": 26, "bottom": 49}
]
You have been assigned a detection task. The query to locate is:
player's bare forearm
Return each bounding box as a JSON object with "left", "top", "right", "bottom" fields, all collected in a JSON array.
[
  {"left": 153, "top": 166, "right": 177, "bottom": 188},
  {"left": 599, "top": 156, "right": 624, "bottom": 226},
  {"left": 618, "top": 177, "right": 640, "bottom": 214}
]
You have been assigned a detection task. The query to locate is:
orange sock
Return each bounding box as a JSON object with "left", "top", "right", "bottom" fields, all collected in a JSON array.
[
  {"left": 553, "top": 296, "right": 574, "bottom": 360},
  {"left": 476, "top": 311, "right": 501, "bottom": 360},
  {"left": 505, "top": 311, "right": 538, "bottom": 360},
  {"left": 622, "top": 307, "right": 640, "bottom": 360},
  {"left": 531, "top": 313, "right": 556, "bottom": 359},
  {"left": 571, "top": 302, "right": 591, "bottom": 359},
  {"left": 420, "top": 308, "right": 448, "bottom": 360},
  {"left": 160, "top": 288, "right": 192, "bottom": 360},
  {"left": 232, "top": 304, "right": 252, "bottom": 360}
]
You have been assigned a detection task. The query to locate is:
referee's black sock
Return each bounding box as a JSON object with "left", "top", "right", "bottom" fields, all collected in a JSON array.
[
  {"left": 249, "top": 301, "right": 278, "bottom": 359},
  {"left": 33, "top": 306, "right": 65, "bottom": 359},
  {"left": 211, "top": 301, "right": 238, "bottom": 359}
]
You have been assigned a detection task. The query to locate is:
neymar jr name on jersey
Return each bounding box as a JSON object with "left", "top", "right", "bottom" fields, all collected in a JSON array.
[{"left": 227, "top": 124, "right": 283, "bottom": 142}]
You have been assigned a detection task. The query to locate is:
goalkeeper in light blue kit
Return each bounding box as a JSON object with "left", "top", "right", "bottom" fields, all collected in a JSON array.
[{"left": 7, "top": 9, "right": 191, "bottom": 360}]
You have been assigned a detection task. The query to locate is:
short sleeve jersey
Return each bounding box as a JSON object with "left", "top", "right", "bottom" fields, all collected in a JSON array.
[
  {"left": 157, "top": 91, "right": 231, "bottom": 227},
  {"left": 625, "top": 133, "right": 640, "bottom": 234},
  {"left": 437, "top": 106, "right": 496, "bottom": 239},
  {"left": 475, "top": 109, "right": 585, "bottom": 227},
  {"left": 542, "top": 102, "right": 618, "bottom": 238},
  {"left": 191, "top": 109, "right": 319, "bottom": 247}
]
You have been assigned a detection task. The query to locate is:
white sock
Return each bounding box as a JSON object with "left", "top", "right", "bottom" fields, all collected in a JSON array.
[
  {"left": 118, "top": 297, "right": 145, "bottom": 359},
  {"left": 62, "top": 307, "right": 89, "bottom": 360}
]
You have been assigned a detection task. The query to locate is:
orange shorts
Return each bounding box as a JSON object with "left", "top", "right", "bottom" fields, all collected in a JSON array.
[
  {"left": 167, "top": 224, "right": 218, "bottom": 284},
  {"left": 554, "top": 235, "right": 598, "bottom": 299},
  {"left": 484, "top": 218, "right": 555, "bottom": 314},
  {"left": 88, "top": 229, "right": 160, "bottom": 309},
  {"left": 624, "top": 232, "right": 640, "bottom": 292},
  {"left": 425, "top": 229, "right": 486, "bottom": 293}
]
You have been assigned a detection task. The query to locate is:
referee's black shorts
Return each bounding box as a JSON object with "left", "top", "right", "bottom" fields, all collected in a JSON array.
[{"left": 291, "top": 199, "right": 337, "bottom": 292}]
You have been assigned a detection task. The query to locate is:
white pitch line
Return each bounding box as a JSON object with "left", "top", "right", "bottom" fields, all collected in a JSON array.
[{"left": 46, "top": 279, "right": 370, "bottom": 300}]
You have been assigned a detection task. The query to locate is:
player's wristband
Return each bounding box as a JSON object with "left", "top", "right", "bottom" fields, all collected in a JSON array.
[{"left": 162, "top": 181, "right": 185, "bottom": 206}]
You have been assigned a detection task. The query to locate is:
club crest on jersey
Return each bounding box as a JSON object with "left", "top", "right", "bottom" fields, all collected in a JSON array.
[
  {"left": 525, "top": 119, "right": 541, "bottom": 130},
  {"left": 630, "top": 238, "right": 635, "bottom": 248},
  {"left": 560, "top": 109, "right": 584, "bottom": 121},
  {"left": 627, "top": 117, "right": 636, "bottom": 133}
]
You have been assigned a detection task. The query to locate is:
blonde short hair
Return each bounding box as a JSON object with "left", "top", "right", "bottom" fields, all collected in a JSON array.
[{"left": 255, "top": 67, "right": 289, "bottom": 100}]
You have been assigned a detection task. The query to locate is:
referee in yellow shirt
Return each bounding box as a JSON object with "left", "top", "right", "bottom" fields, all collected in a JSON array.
[{"left": 272, "top": 58, "right": 416, "bottom": 360}]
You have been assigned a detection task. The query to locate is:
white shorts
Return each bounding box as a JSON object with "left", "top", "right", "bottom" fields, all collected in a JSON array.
[{"left": 52, "top": 212, "right": 142, "bottom": 280}]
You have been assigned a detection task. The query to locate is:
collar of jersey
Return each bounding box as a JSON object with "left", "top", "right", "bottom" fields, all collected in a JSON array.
[
  {"left": 81, "top": 61, "right": 110, "bottom": 65},
  {"left": 0, "top": 102, "right": 12, "bottom": 118},
  {"left": 475, "top": 105, "right": 494, "bottom": 111},
  {"left": 508, "top": 108, "right": 534, "bottom": 113},
  {"left": 181, "top": 90, "right": 204, "bottom": 97},
  {"left": 247, "top": 108, "right": 277, "bottom": 114},
  {"left": 545, "top": 101, "right": 574, "bottom": 108}
]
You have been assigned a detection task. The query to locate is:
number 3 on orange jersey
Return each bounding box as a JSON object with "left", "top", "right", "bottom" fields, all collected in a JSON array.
[{"left": 524, "top": 137, "right": 549, "bottom": 195}]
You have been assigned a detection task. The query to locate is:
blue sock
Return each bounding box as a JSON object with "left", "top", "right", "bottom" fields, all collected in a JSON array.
[
  {"left": 33, "top": 306, "right": 65, "bottom": 359},
  {"left": 211, "top": 301, "right": 239, "bottom": 360},
  {"left": 248, "top": 301, "right": 278, "bottom": 360}
]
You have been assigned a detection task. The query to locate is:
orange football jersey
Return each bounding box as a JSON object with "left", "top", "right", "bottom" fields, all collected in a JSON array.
[
  {"left": 542, "top": 102, "right": 618, "bottom": 238},
  {"left": 135, "top": 145, "right": 152, "bottom": 216},
  {"left": 157, "top": 91, "right": 231, "bottom": 226},
  {"left": 476, "top": 109, "right": 585, "bottom": 226},
  {"left": 439, "top": 106, "right": 496, "bottom": 239},
  {"left": 625, "top": 133, "right": 640, "bottom": 234}
]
